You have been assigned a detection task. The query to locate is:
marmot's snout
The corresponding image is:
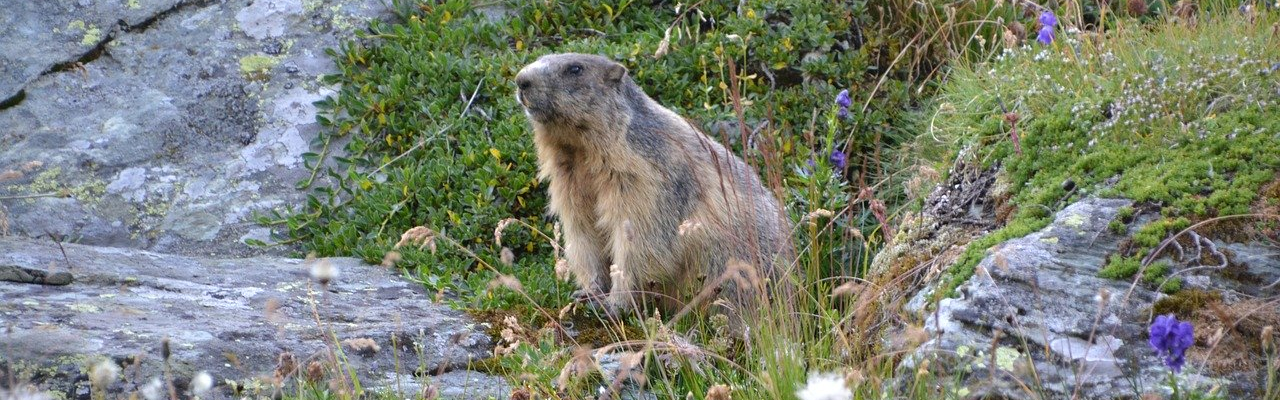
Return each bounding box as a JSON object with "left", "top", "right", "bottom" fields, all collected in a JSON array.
[{"left": 514, "top": 64, "right": 550, "bottom": 120}]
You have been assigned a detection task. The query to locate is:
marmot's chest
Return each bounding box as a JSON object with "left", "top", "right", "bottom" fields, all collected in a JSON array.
[{"left": 557, "top": 156, "right": 661, "bottom": 227}]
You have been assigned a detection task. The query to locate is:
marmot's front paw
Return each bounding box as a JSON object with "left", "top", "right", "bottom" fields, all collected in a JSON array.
[{"left": 572, "top": 289, "right": 618, "bottom": 319}]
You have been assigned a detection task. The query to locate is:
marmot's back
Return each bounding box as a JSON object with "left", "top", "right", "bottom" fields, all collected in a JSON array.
[{"left": 516, "top": 53, "right": 792, "bottom": 317}]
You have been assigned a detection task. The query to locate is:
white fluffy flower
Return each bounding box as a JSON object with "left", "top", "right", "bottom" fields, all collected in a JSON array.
[
  {"left": 89, "top": 359, "right": 119, "bottom": 389},
  {"left": 309, "top": 259, "right": 338, "bottom": 284},
  {"left": 191, "top": 371, "right": 213, "bottom": 397},
  {"left": 140, "top": 377, "right": 165, "bottom": 400},
  {"left": 795, "top": 372, "right": 852, "bottom": 400}
]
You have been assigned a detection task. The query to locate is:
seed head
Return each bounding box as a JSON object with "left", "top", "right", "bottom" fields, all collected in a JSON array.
[
  {"left": 161, "top": 336, "right": 171, "bottom": 360},
  {"left": 1006, "top": 21, "right": 1026, "bottom": 42},
  {"left": 305, "top": 361, "right": 326, "bottom": 382},
  {"left": 1173, "top": 0, "right": 1198, "bottom": 25},
  {"left": 494, "top": 218, "right": 516, "bottom": 247},
  {"left": 380, "top": 251, "right": 401, "bottom": 267},
  {"left": 844, "top": 369, "right": 865, "bottom": 387},
  {"left": 915, "top": 359, "right": 931, "bottom": 378},
  {"left": 89, "top": 359, "right": 120, "bottom": 389},
  {"left": 341, "top": 338, "right": 381, "bottom": 356},
  {"left": 705, "top": 384, "right": 732, "bottom": 400},
  {"left": 274, "top": 351, "right": 297, "bottom": 382},
  {"left": 554, "top": 258, "right": 570, "bottom": 281},
  {"left": 803, "top": 209, "right": 835, "bottom": 225},
  {"left": 795, "top": 372, "right": 852, "bottom": 400},
  {"left": 190, "top": 371, "right": 213, "bottom": 398},
  {"left": 556, "top": 347, "right": 595, "bottom": 389},
  {"left": 830, "top": 281, "right": 862, "bottom": 298},
  {"left": 1095, "top": 287, "right": 1111, "bottom": 307},
  {"left": 140, "top": 377, "right": 165, "bottom": 400},
  {"left": 309, "top": 259, "right": 338, "bottom": 286},
  {"left": 1127, "top": 0, "right": 1148, "bottom": 16},
  {"left": 1002, "top": 28, "right": 1020, "bottom": 49},
  {"left": 500, "top": 247, "right": 515, "bottom": 266},
  {"left": 487, "top": 274, "right": 524, "bottom": 293},
  {"left": 395, "top": 226, "right": 437, "bottom": 253}
]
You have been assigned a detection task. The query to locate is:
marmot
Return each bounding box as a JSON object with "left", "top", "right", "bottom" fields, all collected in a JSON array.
[{"left": 515, "top": 53, "right": 792, "bottom": 318}]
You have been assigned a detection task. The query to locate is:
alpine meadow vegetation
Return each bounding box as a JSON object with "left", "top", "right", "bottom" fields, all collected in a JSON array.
[{"left": 248, "top": 0, "right": 1280, "bottom": 399}]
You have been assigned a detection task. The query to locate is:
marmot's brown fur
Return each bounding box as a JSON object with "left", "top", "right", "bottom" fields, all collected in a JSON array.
[{"left": 515, "top": 53, "right": 792, "bottom": 318}]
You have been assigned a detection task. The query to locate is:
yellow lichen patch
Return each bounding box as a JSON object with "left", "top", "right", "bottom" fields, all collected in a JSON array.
[
  {"left": 65, "top": 20, "right": 102, "bottom": 46},
  {"left": 994, "top": 347, "right": 1020, "bottom": 371},
  {"left": 71, "top": 178, "right": 107, "bottom": 205},
  {"left": 1061, "top": 214, "right": 1086, "bottom": 229},
  {"left": 239, "top": 54, "right": 281, "bottom": 80}
]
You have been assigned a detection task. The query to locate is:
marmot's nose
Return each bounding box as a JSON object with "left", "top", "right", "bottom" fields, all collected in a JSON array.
[{"left": 516, "top": 75, "right": 532, "bottom": 91}]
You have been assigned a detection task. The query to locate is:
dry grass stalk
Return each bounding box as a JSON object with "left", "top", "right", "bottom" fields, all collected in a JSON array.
[{"left": 395, "top": 226, "right": 437, "bottom": 253}]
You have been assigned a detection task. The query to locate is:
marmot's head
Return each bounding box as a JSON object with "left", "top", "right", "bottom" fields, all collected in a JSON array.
[{"left": 515, "top": 53, "right": 630, "bottom": 126}]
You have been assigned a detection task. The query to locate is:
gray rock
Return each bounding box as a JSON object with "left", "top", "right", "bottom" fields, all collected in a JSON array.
[
  {"left": 0, "top": 0, "right": 395, "bottom": 257},
  {"left": 0, "top": 0, "right": 186, "bottom": 103},
  {"left": 0, "top": 264, "right": 74, "bottom": 285},
  {"left": 392, "top": 371, "right": 512, "bottom": 400},
  {"left": 596, "top": 353, "right": 658, "bottom": 400},
  {"left": 0, "top": 236, "right": 504, "bottom": 399},
  {"left": 906, "top": 197, "right": 1279, "bottom": 398}
]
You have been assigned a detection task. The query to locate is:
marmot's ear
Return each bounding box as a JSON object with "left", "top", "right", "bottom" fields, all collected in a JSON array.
[{"left": 606, "top": 63, "right": 628, "bottom": 83}]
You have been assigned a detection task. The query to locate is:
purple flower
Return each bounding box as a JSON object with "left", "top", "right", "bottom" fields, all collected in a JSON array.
[
  {"left": 835, "top": 89, "right": 852, "bottom": 109},
  {"left": 829, "top": 149, "right": 848, "bottom": 170},
  {"left": 1038, "top": 10, "right": 1058, "bottom": 27},
  {"left": 838, "top": 106, "right": 850, "bottom": 119},
  {"left": 1037, "top": 26, "right": 1055, "bottom": 45},
  {"left": 1149, "top": 314, "right": 1194, "bottom": 373}
]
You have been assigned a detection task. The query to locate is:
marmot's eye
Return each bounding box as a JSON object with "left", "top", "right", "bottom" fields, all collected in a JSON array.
[{"left": 567, "top": 64, "right": 583, "bottom": 75}]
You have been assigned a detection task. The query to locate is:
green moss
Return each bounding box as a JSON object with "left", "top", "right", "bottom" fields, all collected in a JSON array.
[
  {"left": 1097, "top": 257, "right": 1181, "bottom": 293},
  {"left": 1109, "top": 206, "right": 1135, "bottom": 234},
  {"left": 1108, "top": 219, "right": 1127, "bottom": 235},
  {"left": 1151, "top": 289, "right": 1221, "bottom": 317},
  {"left": 1142, "top": 262, "right": 1170, "bottom": 283},
  {"left": 1099, "top": 256, "right": 1143, "bottom": 279},
  {"left": 1117, "top": 206, "right": 1135, "bottom": 221}
]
